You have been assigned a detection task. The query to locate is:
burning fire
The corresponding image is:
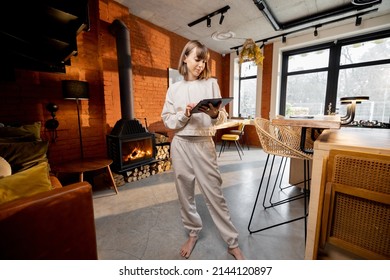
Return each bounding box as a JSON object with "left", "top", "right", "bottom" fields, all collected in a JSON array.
[{"left": 123, "top": 147, "right": 152, "bottom": 162}]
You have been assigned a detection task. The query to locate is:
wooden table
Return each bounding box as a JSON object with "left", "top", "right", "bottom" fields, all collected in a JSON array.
[
  {"left": 214, "top": 119, "right": 253, "bottom": 150},
  {"left": 272, "top": 115, "right": 341, "bottom": 129},
  {"left": 214, "top": 118, "right": 252, "bottom": 130},
  {"left": 272, "top": 115, "right": 341, "bottom": 153},
  {"left": 305, "top": 127, "right": 390, "bottom": 259},
  {"left": 52, "top": 158, "right": 118, "bottom": 194}
]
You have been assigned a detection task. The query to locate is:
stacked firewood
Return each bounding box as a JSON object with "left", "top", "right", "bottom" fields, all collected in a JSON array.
[
  {"left": 156, "top": 144, "right": 170, "bottom": 160},
  {"left": 112, "top": 159, "right": 172, "bottom": 185},
  {"left": 112, "top": 172, "right": 126, "bottom": 187},
  {"left": 124, "top": 160, "right": 171, "bottom": 182},
  {"left": 111, "top": 142, "right": 171, "bottom": 185}
]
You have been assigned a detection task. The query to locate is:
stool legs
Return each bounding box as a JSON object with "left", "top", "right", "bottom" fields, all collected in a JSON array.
[
  {"left": 218, "top": 140, "right": 243, "bottom": 160},
  {"left": 248, "top": 154, "right": 310, "bottom": 239}
]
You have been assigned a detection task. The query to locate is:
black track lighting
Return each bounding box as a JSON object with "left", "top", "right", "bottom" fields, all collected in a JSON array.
[
  {"left": 314, "top": 27, "right": 318, "bottom": 37},
  {"left": 188, "top": 5, "right": 230, "bottom": 28},
  {"left": 236, "top": 49, "right": 239, "bottom": 56},
  {"left": 219, "top": 13, "right": 225, "bottom": 25},
  {"left": 231, "top": 8, "right": 377, "bottom": 53},
  {"left": 282, "top": 36, "right": 286, "bottom": 43},
  {"left": 355, "top": 16, "right": 362, "bottom": 26},
  {"left": 206, "top": 17, "right": 211, "bottom": 27}
]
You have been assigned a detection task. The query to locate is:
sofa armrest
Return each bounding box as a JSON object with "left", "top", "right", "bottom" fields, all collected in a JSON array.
[{"left": 0, "top": 182, "right": 98, "bottom": 260}]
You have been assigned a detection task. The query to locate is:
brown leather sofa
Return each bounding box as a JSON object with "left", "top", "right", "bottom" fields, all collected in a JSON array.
[
  {"left": 0, "top": 181, "right": 98, "bottom": 260},
  {"left": 0, "top": 123, "right": 98, "bottom": 259}
]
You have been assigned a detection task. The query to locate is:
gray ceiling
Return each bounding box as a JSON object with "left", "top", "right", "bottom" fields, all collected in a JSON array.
[{"left": 114, "top": 0, "right": 390, "bottom": 54}]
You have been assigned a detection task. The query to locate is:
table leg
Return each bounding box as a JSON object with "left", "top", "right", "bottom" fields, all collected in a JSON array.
[
  {"left": 300, "top": 127, "right": 313, "bottom": 154},
  {"left": 79, "top": 172, "right": 84, "bottom": 182},
  {"left": 106, "top": 166, "right": 119, "bottom": 194}
]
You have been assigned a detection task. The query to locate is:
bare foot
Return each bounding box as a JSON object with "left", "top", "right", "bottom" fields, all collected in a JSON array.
[
  {"left": 228, "top": 247, "right": 245, "bottom": 260},
  {"left": 180, "top": 236, "right": 198, "bottom": 258}
]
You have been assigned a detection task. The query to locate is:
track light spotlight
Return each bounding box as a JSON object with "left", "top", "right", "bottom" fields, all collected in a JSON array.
[
  {"left": 282, "top": 36, "right": 286, "bottom": 43},
  {"left": 236, "top": 49, "right": 239, "bottom": 56},
  {"left": 219, "top": 13, "right": 225, "bottom": 25},
  {"left": 355, "top": 16, "right": 362, "bottom": 26},
  {"left": 230, "top": 8, "right": 378, "bottom": 53},
  {"left": 188, "top": 5, "right": 230, "bottom": 28}
]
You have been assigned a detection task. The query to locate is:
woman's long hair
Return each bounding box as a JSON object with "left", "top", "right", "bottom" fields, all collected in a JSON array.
[{"left": 178, "top": 40, "right": 211, "bottom": 81}]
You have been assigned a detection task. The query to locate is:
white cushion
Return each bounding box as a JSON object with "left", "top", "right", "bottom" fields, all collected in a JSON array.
[{"left": 0, "top": 156, "right": 12, "bottom": 178}]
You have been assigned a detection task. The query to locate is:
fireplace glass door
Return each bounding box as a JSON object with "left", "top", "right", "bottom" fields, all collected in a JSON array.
[{"left": 121, "top": 136, "right": 154, "bottom": 169}]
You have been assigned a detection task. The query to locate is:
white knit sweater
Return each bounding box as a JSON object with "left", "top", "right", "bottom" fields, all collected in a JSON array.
[{"left": 161, "top": 78, "right": 228, "bottom": 136}]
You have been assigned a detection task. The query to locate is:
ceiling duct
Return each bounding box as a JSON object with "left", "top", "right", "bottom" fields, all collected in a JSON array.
[
  {"left": 253, "top": 0, "right": 382, "bottom": 32},
  {"left": 253, "top": 0, "right": 280, "bottom": 30},
  {"left": 351, "top": 0, "right": 382, "bottom": 5},
  {"left": 282, "top": 1, "right": 381, "bottom": 30}
]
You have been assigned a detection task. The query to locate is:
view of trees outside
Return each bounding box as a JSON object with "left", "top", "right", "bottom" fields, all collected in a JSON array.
[
  {"left": 286, "top": 49, "right": 329, "bottom": 116},
  {"left": 337, "top": 38, "right": 390, "bottom": 123},
  {"left": 284, "top": 36, "right": 390, "bottom": 123},
  {"left": 237, "top": 61, "right": 257, "bottom": 118},
  {"left": 285, "top": 72, "right": 328, "bottom": 116}
]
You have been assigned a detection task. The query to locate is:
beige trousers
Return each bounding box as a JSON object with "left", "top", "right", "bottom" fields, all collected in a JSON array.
[{"left": 170, "top": 135, "right": 239, "bottom": 249}]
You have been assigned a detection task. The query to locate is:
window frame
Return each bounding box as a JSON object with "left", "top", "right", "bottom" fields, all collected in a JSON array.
[
  {"left": 279, "top": 29, "right": 390, "bottom": 116},
  {"left": 235, "top": 60, "right": 258, "bottom": 118}
]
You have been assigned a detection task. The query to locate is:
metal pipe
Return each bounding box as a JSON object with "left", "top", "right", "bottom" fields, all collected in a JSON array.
[{"left": 109, "top": 19, "right": 134, "bottom": 120}]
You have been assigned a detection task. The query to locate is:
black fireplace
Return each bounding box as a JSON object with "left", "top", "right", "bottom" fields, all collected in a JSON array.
[
  {"left": 106, "top": 19, "right": 157, "bottom": 173},
  {"left": 107, "top": 119, "right": 156, "bottom": 172}
]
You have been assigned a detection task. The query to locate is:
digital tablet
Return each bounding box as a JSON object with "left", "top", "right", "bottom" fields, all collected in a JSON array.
[{"left": 191, "top": 97, "right": 233, "bottom": 114}]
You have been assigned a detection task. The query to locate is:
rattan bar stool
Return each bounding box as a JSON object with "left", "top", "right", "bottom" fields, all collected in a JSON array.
[{"left": 248, "top": 118, "right": 313, "bottom": 240}]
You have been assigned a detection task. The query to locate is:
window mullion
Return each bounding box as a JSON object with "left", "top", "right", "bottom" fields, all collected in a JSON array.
[
  {"left": 279, "top": 52, "right": 289, "bottom": 115},
  {"left": 238, "top": 63, "right": 242, "bottom": 117},
  {"left": 325, "top": 43, "right": 341, "bottom": 114}
]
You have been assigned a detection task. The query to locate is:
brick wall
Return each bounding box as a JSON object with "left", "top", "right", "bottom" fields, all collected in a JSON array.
[
  {"left": 0, "top": 0, "right": 232, "bottom": 167},
  {"left": 261, "top": 44, "right": 273, "bottom": 119}
]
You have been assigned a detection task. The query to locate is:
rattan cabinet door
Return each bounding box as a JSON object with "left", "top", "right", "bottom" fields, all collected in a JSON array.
[{"left": 322, "top": 149, "right": 390, "bottom": 259}]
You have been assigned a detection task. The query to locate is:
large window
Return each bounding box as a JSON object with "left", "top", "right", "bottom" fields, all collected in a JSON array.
[
  {"left": 233, "top": 59, "right": 257, "bottom": 118},
  {"left": 280, "top": 30, "right": 390, "bottom": 123}
]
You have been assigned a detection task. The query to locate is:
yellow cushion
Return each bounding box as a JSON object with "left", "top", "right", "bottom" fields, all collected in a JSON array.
[
  {"left": 0, "top": 161, "right": 53, "bottom": 205},
  {"left": 221, "top": 134, "right": 240, "bottom": 141}
]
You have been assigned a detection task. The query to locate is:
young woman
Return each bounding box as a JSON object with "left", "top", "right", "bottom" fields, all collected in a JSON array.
[{"left": 161, "top": 40, "right": 245, "bottom": 260}]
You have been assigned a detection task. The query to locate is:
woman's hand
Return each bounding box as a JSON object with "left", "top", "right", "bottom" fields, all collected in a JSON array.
[
  {"left": 185, "top": 103, "right": 196, "bottom": 117},
  {"left": 199, "top": 103, "right": 219, "bottom": 119}
]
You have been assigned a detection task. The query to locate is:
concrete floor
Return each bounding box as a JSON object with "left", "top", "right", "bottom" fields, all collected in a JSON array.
[{"left": 92, "top": 145, "right": 309, "bottom": 260}]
